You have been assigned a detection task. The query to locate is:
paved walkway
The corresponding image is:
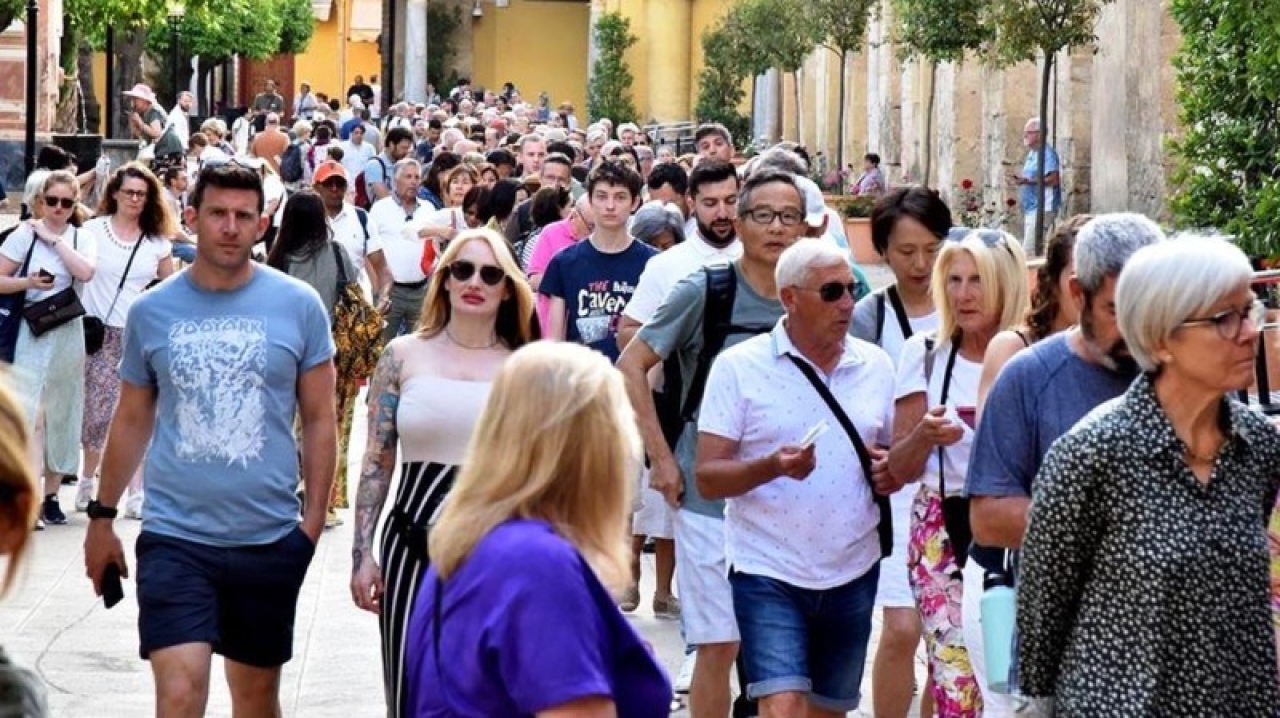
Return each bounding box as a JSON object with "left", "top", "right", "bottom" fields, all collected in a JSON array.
[{"left": 0, "top": 261, "right": 927, "bottom": 717}]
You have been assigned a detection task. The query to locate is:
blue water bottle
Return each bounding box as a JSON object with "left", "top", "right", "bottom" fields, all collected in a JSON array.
[{"left": 980, "top": 570, "right": 1016, "bottom": 693}]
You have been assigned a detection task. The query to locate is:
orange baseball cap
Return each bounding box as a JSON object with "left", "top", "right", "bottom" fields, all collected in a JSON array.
[{"left": 313, "top": 161, "right": 348, "bottom": 184}]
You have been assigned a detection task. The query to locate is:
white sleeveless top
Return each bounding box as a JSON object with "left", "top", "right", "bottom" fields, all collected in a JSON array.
[{"left": 396, "top": 373, "right": 493, "bottom": 466}]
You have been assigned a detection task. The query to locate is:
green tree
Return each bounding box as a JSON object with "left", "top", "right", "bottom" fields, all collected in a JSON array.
[
  {"left": 427, "top": 3, "right": 463, "bottom": 92},
  {"left": 587, "top": 11, "right": 639, "bottom": 124},
  {"left": 694, "top": 22, "right": 751, "bottom": 151},
  {"left": 891, "top": 0, "right": 990, "bottom": 187},
  {"left": 1169, "top": 1, "right": 1280, "bottom": 260},
  {"left": 989, "top": 0, "right": 1112, "bottom": 253},
  {"left": 769, "top": 0, "right": 822, "bottom": 144},
  {"left": 721, "top": 0, "right": 821, "bottom": 143},
  {"left": 811, "top": 0, "right": 875, "bottom": 169}
]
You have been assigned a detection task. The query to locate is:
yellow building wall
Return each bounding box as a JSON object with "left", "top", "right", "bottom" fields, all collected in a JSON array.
[
  {"left": 472, "top": 0, "right": 591, "bottom": 118},
  {"left": 292, "top": 0, "right": 381, "bottom": 102},
  {"left": 92, "top": 53, "right": 107, "bottom": 136}
]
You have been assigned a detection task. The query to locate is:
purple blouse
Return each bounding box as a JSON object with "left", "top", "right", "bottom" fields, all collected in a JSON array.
[{"left": 403, "top": 519, "right": 672, "bottom": 716}]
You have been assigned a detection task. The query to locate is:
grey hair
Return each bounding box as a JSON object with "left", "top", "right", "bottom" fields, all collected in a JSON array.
[
  {"left": 631, "top": 201, "right": 685, "bottom": 247},
  {"left": 1074, "top": 212, "right": 1167, "bottom": 293},
  {"left": 393, "top": 158, "right": 422, "bottom": 179},
  {"left": 1116, "top": 234, "right": 1253, "bottom": 372},
  {"left": 737, "top": 169, "right": 800, "bottom": 218},
  {"left": 776, "top": 238, "right": 849, "bottom": 289},
  {"left": 753, "top": 146, "right": 808, "bottom": 175}
]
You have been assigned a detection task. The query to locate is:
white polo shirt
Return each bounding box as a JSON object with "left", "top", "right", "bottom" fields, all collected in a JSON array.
[
  {"left": 623, "top": 231, "right": 742, "bottom": 324},
  {"left": 369, "top": 194, "right": 432, "bottom": 284},
  {"left": 330, "top": 203, "right": 382, "bottom": 277},
  {"left": 698, "top": 319, "right": 895, "bottom": 590}
]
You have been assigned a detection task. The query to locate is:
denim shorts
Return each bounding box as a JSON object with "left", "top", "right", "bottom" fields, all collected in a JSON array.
[
  {"left": 136, "top": 527, "right": 315, "bottom": 667},
  {"left": 730, "top": 564, "right": 879, "bottom": 712}
]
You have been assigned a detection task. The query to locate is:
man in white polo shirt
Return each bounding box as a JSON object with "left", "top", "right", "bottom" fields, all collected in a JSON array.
[
  {"left": 696, "top": 238, "right": 898, "bottom": 717},
  {"left": 312, "top": 161, "right": 390, "bottom": 303},
  {"left": 368, "top": 158, "right": 433, "bottom": 341}
]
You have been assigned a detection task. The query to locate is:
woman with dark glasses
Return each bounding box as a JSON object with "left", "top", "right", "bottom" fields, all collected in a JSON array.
[
  {"left": 887, "top": 228, "right": 1029, "bottom": 717},
  {"left": 351, "top": 227, "right": 534, "bottom": 717},
  {"left": 0, "top": 170, "right": 97, "bottom": 529}
]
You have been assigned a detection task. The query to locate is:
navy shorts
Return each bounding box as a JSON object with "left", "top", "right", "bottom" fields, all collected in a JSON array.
[
  {"left": 730, "top": 564, "right": 879, "bottom": 712},
  {"left": 136, "top": 527, "right": 315, "bottom": 667}
]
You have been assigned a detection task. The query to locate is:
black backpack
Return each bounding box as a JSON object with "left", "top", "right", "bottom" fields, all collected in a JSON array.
[
  {"left": 871, "top": 285, "right": 914, "bottom": 344},
  {"left": 279, "top": 141, "right": 305, "bottom": 183}
]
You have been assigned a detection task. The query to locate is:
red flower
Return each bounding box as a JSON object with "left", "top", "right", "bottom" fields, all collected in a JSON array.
[
  {"left": 965, "top": 201, "right": 980, "bottom": 212},
  {"left": 961, "top": 179, "right": 974, "bottom": 190},
  {"left": 1006, "top": 198, "right": 1017, "bottom": 207}
]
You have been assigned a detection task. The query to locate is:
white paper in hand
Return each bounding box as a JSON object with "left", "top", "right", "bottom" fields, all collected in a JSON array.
[{"left": 798, "top": 420, "right": 830, "bottom": 450}]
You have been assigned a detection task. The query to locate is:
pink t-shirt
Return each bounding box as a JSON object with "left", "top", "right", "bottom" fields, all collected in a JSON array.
[{"left": 527, "top": 218, "right": 580, "bottom": 330}]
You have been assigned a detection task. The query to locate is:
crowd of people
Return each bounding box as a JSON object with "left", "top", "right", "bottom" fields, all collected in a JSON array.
[{"left": 0, "top": 70, "right": 1279, "bottom": 718}]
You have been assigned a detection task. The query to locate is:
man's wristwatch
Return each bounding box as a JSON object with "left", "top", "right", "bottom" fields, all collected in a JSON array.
[{"left": 86, "top": 500, "right": 118, "bottom": 520}]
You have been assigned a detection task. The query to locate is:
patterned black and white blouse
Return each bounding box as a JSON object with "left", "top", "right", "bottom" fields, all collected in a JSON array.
[{"left": 1017, "top": 373, "right": 1280, "bottom": 717}]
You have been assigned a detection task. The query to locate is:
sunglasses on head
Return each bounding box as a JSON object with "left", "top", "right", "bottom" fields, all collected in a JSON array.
[
  {"left": 44, "top": 195, "right": 75, "bottom": 209},
  {"left": 447, "top": 260, "right": 506, "bottom": 286},
  {"left": 801, "top": 281, "right": 860, "bottom": 303},
  {"left": 948, "top": 226, "right": 1016, "bottom": 257}
]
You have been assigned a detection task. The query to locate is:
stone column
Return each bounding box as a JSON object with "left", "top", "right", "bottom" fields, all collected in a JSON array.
[
  {"left": 646, "top": 0, "right": 691, "bottom": 123},
  {"left": 980, "top": 64, "right": 1007, "bottom": 216},
  {"left": 403, "top": 0, "right": 427, "bottom": 103},
  {"left": 900, "top": 59, "right": 919, "bottom": 184},
  {"left": 935, "top": 61, "right": 957, "bottom": 204},
  {"left": 588, "top": 0, "right": 604, "bottom": 86}
]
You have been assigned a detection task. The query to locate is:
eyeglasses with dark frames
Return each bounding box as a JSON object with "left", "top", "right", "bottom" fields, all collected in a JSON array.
[
  {"left": 118, "top": 189, "right": 148, "bottom": 201},
  {"left": 1180, "top": 300, "right": 1266, "bottom": 341},
  {"left": 446, "top": 260, "right": 506, "bottom": 287},
  {"left": 743, "top": 207, "right": 806, "bottom": 227}
]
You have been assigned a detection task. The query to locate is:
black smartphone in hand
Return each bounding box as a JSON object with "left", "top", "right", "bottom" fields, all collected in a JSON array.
[
  {"left": 102, "top": 562, "right": 124, "bottom": 609},
  {"left": 36, "top": 269, "right": 54, "bottom": 281}
]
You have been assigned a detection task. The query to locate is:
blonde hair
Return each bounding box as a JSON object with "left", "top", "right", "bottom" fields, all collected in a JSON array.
[
  {"left": 417, "top": 228, "right": 534, "bottom": 349},
  {"left": 428, "top": 342, "right": 639, "bottom": 591},
  {"left": 933, "top": 229, "right": 1030, "bottom": 345},
  {"left": 0, "top": 377, "right": 36, "bottom": 595}
]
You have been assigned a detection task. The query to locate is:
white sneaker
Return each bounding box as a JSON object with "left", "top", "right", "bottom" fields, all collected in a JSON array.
[
  {"left": 674, "top": 651, "right": 695, "bottom": 694},
  {"left": 74, "top": 477, "right": 96, "bottom": 512},
  {"left": 124, "top": 490, "right": 144, "bottom": 520}
]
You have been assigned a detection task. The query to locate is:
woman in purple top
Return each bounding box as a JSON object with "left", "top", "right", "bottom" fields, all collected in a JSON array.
[{"left": 403, "top": 342, "right": 671, "bottom": 716}]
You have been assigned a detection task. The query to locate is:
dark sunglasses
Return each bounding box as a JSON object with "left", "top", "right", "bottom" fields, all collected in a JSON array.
[
  {"left": 801, "top": 281, "right": 859, "bottom": 303},
  {"left": 319, "top": 179, "right": 347, "bottom": 191},
  {"left": 44, "top": 195, "right": 75, "bottom": 209},
  {"left": 447, "top": 260, "right": 506, "bottom": 286}
]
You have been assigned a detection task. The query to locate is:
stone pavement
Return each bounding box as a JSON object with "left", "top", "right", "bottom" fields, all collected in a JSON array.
[{"left": 0, "top": 261, "right": 924, "bottom": 717}]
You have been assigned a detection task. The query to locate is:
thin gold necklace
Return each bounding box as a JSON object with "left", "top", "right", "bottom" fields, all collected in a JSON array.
[
  {"left": 1183, "top": 439, "right": 1222, "bottom": 464},
  {"left": 445, "top": 327, "right": 499, "bottom": 350}
]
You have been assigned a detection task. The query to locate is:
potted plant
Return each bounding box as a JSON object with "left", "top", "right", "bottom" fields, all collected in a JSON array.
[{"left": 836, "top": 195, "right": 879, "bottom": 264}]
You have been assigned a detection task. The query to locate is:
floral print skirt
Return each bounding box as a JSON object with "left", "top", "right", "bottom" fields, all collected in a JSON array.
[
  {"left": 908, "top": 484, "right": 982, "bottom": 718},
  {"left": 81, "top": 325, "right": 125, "bottom": 453}
]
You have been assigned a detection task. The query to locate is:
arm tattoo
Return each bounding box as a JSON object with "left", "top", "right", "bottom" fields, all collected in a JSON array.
[{"left": 352, "top": 344, "right": 403, "bottom": 567}]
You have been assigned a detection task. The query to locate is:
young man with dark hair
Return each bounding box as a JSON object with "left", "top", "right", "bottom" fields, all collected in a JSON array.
[
  {"left": 485, "top": 148, "right": 517, "bottom": 179},
  {"left": 84, "top": 163, "right": 336, "bottom": 717},
  {"left": 646, "top": 162, "right": 689, "bottom": 215},
  {"left": 694, "top": 123, "right": 735, "bottom": 163},
  {"left": 540, "top": 161, "right": 653, "bottom": 361},
  {"left": 361, "top": 127, "right": 416, "bottom": 204}
]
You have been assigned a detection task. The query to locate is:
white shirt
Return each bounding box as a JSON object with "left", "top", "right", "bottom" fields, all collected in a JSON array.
[
  {"left": 623, "top": 232, "right": 743, "bottom": 324},
  {"left": 78, "top": 217, "right": 172, "bottom": 327},
  {"left": 698, "top": 320, "right": 895, "bottom": 590},
  {"left": 339, "top": 140, "right": 377, "bottom": 182},
  {"left": 166, "top": 106, "right": 190, "bottom": 149},
  {"left": 331, "top": 204, "right": 381, "bottom": 277},
  {"left": 879, "top": 310, "right": 940, "bottom": 368},
  {"left": 369, "top": 194, "right": 433, "bottom": 283},
  {"left": 0, "top": 223, "right": 96, "bottom": 302},
  {"left": 893, "top": 333, "right": 982, "bottom": 494}
]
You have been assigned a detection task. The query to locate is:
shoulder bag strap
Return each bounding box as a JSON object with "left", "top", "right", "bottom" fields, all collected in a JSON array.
[
  {"left": 886, "top": 285, "right": 914, "bottom": 340},
  {"left": 785, "top": 354, "right": 875, "bottom": 485},
  {"left": 102, "top": 236, "right": 145, "bottom": 324},
  {"left": 16, "top": 229, "right": 37, "bottom": 278},
  {"left": 331, "top": 242, "right": 350, "bottom": 287},
  {"left": 935, "top": 341, "right": 961, "bottom": 496},
  {"left": 873, "top": 291, "right": 886, "bottom": 345}
]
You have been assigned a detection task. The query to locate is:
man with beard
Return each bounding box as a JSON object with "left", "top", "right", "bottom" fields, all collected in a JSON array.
[{"left": 964, "top": 212, "right": 1165, "bottom": 711}]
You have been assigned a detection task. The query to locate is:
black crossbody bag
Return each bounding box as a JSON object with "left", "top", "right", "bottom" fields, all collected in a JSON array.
[
  {"left": 787, "top": 354, "right": 892, "bottom": 558},
  {"left": 22, "top": 229, "right": 86, "bottom": 337},
  {"left": 932, "top": 340, "right": 974, "bottom": 569}
]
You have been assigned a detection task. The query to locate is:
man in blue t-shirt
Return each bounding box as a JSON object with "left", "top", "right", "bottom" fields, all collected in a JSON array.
[
  {"left": 1009, "top": 117, "right": 1063, "bottom": 257},
  {"left": 540, "top": 160, "right": 656, "bottom": 363},
  {"left": 964, "top": 212, "right": 1164, "bottom": 705},
  {"left": 84, "top": 163, "right": 337, "bottom": 716}
]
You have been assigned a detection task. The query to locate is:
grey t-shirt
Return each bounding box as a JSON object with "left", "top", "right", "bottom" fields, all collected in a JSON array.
[
  {"left": 120, "top": 266, "right": 335, "bottom": 548},
  {"left": 636, "top": 262, "right": 783, "bottom": 519},
  {"left": 965, "top": 331, "right": 1135, "bottom": 570}
]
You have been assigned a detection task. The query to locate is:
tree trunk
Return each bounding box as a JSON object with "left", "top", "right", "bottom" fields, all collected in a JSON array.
[
  {"left": 381, "top": 0, "right": 396, "bottom": 113},
  {"left": 1033, "top": 53, "right": 1054, "bottom": 256},
  {"left": 836, "top": 49, "right": 848, "bottom": 174},
  {"left": 792, "top": 69, "right": 802, "bottom": 144},
  {"left": 54, "top": 17, "right": 80, "bottom": 134},
  {"left": 78, "top": 40, "right": 99, "bottom": 134},
  {"left": 111, "top": 27, "right": 149, "bottom": 140},
  {"left": 923, "top": 61, "right": 937, "bottom": 189}
]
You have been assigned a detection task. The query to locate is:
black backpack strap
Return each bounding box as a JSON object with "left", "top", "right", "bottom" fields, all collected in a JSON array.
[
  {"left": 786, "top": 353, "right": 892, "bottom": 557},
  {"left": 886, "top": 285, "right": 914, "bottom": 340},
  {"left": 935, "top": 340, "right": 960, "bottom": 496},
  {"left": 681, "top": 264, "right": 737, "bottom": 421},
  {"left": 873, "top": 290, "right": 886, "bottom": 345}
]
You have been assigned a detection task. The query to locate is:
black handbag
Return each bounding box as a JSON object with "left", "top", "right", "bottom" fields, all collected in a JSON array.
[
  {"left": 21, "top": 229, "right": 86, "bottom": 338},
  {"left": 787, "top": 354, "right": 893, "bottom": 558},
  {"left": 931, "top": 339, "right": 973, "bottom": 569},
  {"left": 0, "top": 240, "right": 37, "bottom": 362},
  {"left": 84, "top": 236, "right": 144, "bottom": 355}
]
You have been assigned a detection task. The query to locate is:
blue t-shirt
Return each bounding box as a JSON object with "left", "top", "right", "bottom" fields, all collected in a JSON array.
[
  {"left": 119, "top": 267, "right": 335, "bottom": 548},
  {"left": 540, "top": 239, "right": 656, "bottom": 362},
  {"left": 965, "top": 332, "right": 1134, "bottom": 569},
  {"left": 404, "top": 519, "right": 671, "bottom": 716},
  {"left": 1020, "top": 146, "right": 1062, "bottom": 213}
]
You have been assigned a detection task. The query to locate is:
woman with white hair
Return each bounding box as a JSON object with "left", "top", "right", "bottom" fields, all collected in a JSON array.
[
  {"left": 1017, "top": 236, "right": 1280, "bottom": 717},
  {"left": 887, "top": 229, "right": 1029, "bottom": 717},
  {"left": 630, "top": 200, "right": 684, "bottom": 252}
]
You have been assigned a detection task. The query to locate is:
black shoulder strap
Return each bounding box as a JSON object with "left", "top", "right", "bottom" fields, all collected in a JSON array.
[
  {"left": 331, "top": 242, "right": 350, "bottom": 286},
  {"left": 681, "top": 264, "right": 737, "bottom": 421},
  {"left": 923, "top": 334, "right": 937, "bottom": 385},
  {"left": 103, "top": 236, "right": 145, "bottom": 323},
  {"left": 935, "top": 341, "right": 961, "bottom": 496},
  {"left": 787, "top": 353, "right": 892, "bottom": 557},
  {"left": 886, "top": 285, "right": 913, "bottom": 340},
  {"left": 873, "top": 290, "right": 886, "bottom": 345}
]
